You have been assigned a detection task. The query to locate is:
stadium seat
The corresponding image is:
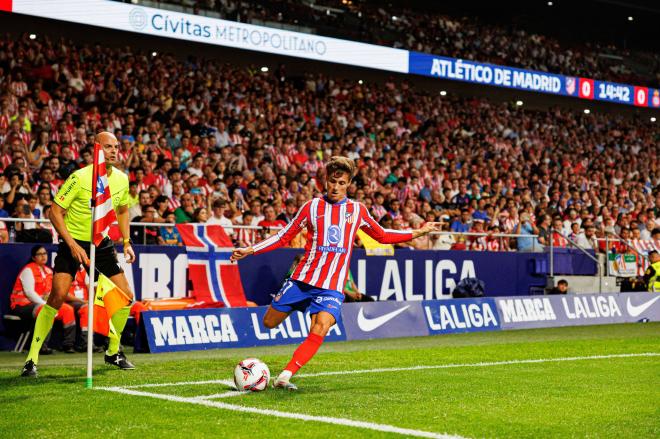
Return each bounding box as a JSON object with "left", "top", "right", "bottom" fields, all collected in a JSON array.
[{"left": 2, "top": 314, "right": 31, "bottom": 353}]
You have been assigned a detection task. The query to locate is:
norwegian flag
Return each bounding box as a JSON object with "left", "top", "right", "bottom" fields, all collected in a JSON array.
[
  {"left": 176, "top": 224, "right": 248, "bottom": 307},
  {"left": 91, "top": 143, "right": 117, "bottom": 245}
]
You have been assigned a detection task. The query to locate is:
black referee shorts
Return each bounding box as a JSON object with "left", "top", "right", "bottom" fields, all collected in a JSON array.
[{"left": 54, "top": 237, "right": 123, "bottom": 280}]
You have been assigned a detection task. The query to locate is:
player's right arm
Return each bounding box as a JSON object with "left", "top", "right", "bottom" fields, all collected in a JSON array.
[
  {"left": 231, "top": 201, "right": 311, "bottom": 261},
  {"left": 51, "top": 173, "right": 90, "bottom": 266}
]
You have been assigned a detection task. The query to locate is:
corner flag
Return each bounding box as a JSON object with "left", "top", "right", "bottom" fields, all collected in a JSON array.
[
  {"left": 86, "top": 142, "right": 118, "bottom": 388},
  {"left": 91, "top": 143, "right": 117, "bottom": 245}
]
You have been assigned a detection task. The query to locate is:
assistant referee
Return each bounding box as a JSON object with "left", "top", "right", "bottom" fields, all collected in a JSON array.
[{"left": 21, "top": 132, "right": 137, "bottom": 377}]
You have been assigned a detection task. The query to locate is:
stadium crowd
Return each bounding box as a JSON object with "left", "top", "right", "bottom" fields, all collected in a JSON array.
[
  {"left": 146, "top": 0, "right": 660, "bottom": 87},
  {"left": 0, "top": 34, "right": 659, "bottom": 254}
]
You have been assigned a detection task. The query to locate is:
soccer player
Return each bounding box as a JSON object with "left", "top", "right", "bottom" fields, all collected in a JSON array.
[
  {"left": 21, "top": 132, "right": 137, "bottom": 377},
  {"left": 231, "top": 156, "right": 441, "bottom": 390}
]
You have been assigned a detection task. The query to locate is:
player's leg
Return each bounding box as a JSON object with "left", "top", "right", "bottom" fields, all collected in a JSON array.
[
  {"left": 263, "top": 279, "right": 304, "bottom": 328},
  {"left": 21, "top": 271, "right": 75, "bottom": 376},
  {"left": 96, "top": 238, "right": 135, "bottom": 369},
  {"left": 103, "top": 272, "right": 135, "bottom": 369},
  {"left": 22, "top": 237, "right": 89, "bottom": 376},
  {"left": 263, "top": 306, "right": 290, "bottom": 329},
  {"left": 274, "top": 288, "right": 343, "bottom": 390}
]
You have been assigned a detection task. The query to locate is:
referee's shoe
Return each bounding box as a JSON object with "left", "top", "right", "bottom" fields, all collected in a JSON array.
[{"left": 105, "top": 351, "right": 135, "bottom": 370}]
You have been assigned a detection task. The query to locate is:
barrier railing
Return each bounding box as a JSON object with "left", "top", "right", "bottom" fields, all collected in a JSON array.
[
  {"left": 550, "top": 228, "right": 603, "bottom": 293},
  {"left": 0, "top": 217, "right": 547, "bottom": 251}
]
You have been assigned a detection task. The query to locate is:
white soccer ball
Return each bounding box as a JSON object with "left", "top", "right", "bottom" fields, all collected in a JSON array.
[{"left": 233, "top": 358, "right": 270, "bottom": 392}]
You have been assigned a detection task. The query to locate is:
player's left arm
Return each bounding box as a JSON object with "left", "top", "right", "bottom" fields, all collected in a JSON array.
[
  {"left": 117, "top": 184, "right": 135, "bottom": 263},
  {"left": 359, "top": 204, "right": 442, "bottom": 243},
  {"left": 116, "top": 204, "right": 135, "bottom": 263}
]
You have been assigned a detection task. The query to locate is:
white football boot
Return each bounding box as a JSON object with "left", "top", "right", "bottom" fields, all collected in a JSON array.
[{"left": 272, "top": 370, "right": 298, "bottom": 391}]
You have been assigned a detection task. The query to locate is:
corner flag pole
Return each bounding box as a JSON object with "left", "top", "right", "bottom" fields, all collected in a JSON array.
[
  {"left": 86, "top": 209, "right": 97, "bottom": 389},
  {"left": 86, "top": 143, "right": 101, "bottom": 389}
]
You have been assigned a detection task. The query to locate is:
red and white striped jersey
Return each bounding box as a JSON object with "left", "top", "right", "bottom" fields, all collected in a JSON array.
[
  {"left": 236, "top": 227, "right": 258, "bottom": 247},
  {"left": 0, "top": 114, "right": 10, "bottom": 133},
  {"left": 167, "top": 197, "right": 181, "bottom": 211},
  {"left": 252, "top": 197, "right": 413, "bottom": 292},
  {"left": 10, "top": 81, "right": 28, "bottom": 97}
]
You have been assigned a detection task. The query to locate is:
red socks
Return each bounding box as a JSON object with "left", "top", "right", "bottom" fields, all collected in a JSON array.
[{"left": 284, "top": 333, "right": 324, "bottom": 376}]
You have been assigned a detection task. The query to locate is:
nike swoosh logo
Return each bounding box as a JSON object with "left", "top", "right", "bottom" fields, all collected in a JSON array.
[
  {"left": 626, "top": 295, "right": 660, "bottom": 317},
  {"left": 357, "top": 305, "right": 411, "bottom": 332}
]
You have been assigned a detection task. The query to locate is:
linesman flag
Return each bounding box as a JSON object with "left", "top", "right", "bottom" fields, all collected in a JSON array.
[
  {"left": 94, "top": 274, "right": 132, "bottom": 319},
  {"left": 91, "top": 143, "right": 117, "bottom": 245}
]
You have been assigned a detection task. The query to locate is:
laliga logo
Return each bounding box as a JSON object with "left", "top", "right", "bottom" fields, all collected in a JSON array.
[
  {"left": 129, "top": 8, "right": 148, "bottom": 31},
  {"left": 652, "top": 90, "right": 660, "bottom": 107}
]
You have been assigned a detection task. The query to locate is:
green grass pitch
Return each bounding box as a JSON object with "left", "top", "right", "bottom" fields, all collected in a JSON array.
[{"left": 0, "top": 323, "right": 658, "bottom": 438}]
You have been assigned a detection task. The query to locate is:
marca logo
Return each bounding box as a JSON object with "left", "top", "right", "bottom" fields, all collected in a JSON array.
[
  {"left": 424, "top": 302, "right": 498, "bottom": 331},
  {"left": 561, "top": 296, "right": 621, "bottom": 319},
  {"left": 499, "top": 298, "right": 557, "bottom": 323},
  {"left": 251, "top": 312, "right": 342, "bottom": 341},
  {"left": 151, "top": 314, "right": 237, "bottom": 346}
]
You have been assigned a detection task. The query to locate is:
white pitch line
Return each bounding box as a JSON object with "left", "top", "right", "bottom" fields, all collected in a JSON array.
[
  {"left": 296, "top": 352, "right": 660, "bottom": 378},
  {"left": 96, "top": 386, "right": 464, "bottom": 439},
  {"left": 116, "top": 352, "right": 660, "bottom": 389},
  {"left": 121, "top": 379, "right": 236, "bottom": 389},
  {"left": 193, "top": 391, "right": 246, "bottom": 400}
]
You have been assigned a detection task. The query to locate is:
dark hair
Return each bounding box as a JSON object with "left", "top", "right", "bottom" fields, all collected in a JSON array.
[
  {"left": 192, "top": 207, "right": 207, "bottom": 222},
  {"left": 30, "top": 245, "right": 46, "bottom": 262},
  {"left": 557, "top": 280, "right": 568, "bottom": 286}
]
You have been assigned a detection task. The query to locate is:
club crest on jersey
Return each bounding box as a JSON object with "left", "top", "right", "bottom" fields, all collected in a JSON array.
[{"left": 345, "top": 212, "right": 356, "bottom": 224}]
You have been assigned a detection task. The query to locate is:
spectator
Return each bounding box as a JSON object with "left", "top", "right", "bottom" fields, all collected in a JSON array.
[
  {"left": 129, "top": 190, "right": 150, "bottom": 221},
  {"left": 258, "top": 204, "right": 286, "bottom": 236},
  {"left": 9, "top": 245, "right": 76, "bottom": 353},
  {"left": 276, "top": 198, "right": 298, "bottom": 224},
  {"left": 130, "top": 206, "right": 159, "bottom": 245},
  {"left": 192, "top": 207, "right": 209, "bottom": 223},
  {"left": 548, "top": 279, "right": 569, "bottom": 295},
  {"left": 235, "top": 210, "right": 257, "bottom": 247},
  {"left": 517, "top": 213, "right": 540, "bottom": 252},
  {"left": 207, "top": 198, "right": 234, "bottom": 236},
  {"left": 158, "top": 212, "right": 183, "bottom": 246},
  {"left": 174, "top": 193, "right": 195, "bottom": 223},
  {"left": 451, "top": 209, "right": 471, "bottom": 233}
]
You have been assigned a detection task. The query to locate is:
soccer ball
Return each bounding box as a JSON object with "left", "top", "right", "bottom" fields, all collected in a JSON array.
[{"left": 233, "top": 358, "right": 270, "bottom": 392}]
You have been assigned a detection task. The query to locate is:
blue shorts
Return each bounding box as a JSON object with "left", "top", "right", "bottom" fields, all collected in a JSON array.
[{"left": 271, "top": 279, "right": 344, "bottom": 324}]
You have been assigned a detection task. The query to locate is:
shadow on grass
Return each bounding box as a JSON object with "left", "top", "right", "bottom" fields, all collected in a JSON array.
[{"left": 0, "top": 367, "right": 113, "bottom": 389}]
